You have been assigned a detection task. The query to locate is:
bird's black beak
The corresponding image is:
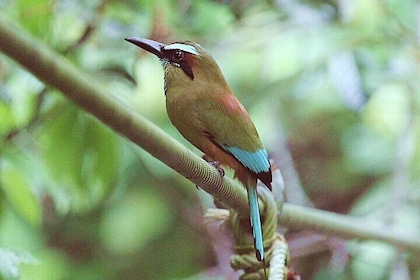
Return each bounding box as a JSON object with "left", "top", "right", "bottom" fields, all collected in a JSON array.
[{"left": 125, "top": 37, "right": 166, "bottom": 59}]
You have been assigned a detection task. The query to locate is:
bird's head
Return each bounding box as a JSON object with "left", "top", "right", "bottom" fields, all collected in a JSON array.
[{"left": 125, "top": 38, "right": 229, "bottom": 93}]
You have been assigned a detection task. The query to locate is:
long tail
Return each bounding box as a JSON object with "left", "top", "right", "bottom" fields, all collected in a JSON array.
[{"left": 247, "top": 185, "right": 264, "bottom": 262}]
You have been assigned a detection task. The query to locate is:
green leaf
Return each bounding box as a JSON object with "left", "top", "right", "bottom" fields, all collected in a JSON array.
[
  {"left": 101, "top": 188, "right": 173, "bottom": 255},
  {"left": 0, "top": 162, "right": 42, "bottom": 227},
  {"left": 0, "top": 101, "right": 16, "bottom": 136},
  {"left": 348, "top": 240, "right": 397, "bottom": 280},
  {"left": 190, "top": 1, "right": 233, "bottom": 36},
  {"left": 39, "top": 100, "right": 120, "bottom": 209},
  {"left": 16, "top": 0, "right": 53, "bottom": 37},
  {"left": 0, "top": 248, "right": 38, "bottom": 280}
]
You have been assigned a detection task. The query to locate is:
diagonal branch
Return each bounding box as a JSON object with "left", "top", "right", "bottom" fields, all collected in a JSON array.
[
  {"left": 0, "top": 14, "right": 249, "bottom": 214},
  {"left": 0, "top": 14, "right": 419, "bottom": 254}
]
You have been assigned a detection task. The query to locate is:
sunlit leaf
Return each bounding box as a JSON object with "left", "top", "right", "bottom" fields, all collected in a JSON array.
[
  {"left": 0, "top": 101, "right": 16, "bottom": 136},
  {"left": 101, "top": 188, "right": 173, "bottom": 255},
  {"left": 0, "top": 162, "right": 42, "bottom": 226},
  {"left": 16, "top": 0, "right": 53, "bottom": 38},
  {"left": 0, "top": 248, "right": 38, "bottom": 280},
  {"left": 189, "top": 1, "right": 233, "bottom": 36},
  {"left": 38, "top": 100, "right": 120, "bottom": 209},
  {"left": 348, "top": 240, "right": 397, "bottom": 280}
]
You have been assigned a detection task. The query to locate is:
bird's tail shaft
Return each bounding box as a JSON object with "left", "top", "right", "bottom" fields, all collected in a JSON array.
[{"left": 247, "top": 185, "right": 264, "bottom": 262}]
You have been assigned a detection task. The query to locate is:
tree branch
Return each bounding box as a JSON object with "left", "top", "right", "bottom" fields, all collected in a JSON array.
[
  {"left": 280, "top": 204, "right": 420, "bottom": 252},
  {"left": 0, "top": 14, "right": 419, "bottom": 253},
  {"left": 0, "top": 14, "right": 249, "bottom": 214}
]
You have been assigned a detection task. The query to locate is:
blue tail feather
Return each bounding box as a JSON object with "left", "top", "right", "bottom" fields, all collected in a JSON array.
[{"left": 247, "top": 185, "right": 264, "bottom": 262}]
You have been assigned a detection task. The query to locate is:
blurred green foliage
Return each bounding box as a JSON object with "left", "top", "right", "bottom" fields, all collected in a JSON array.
[{"left": 0, "top": 0, "right": 419, "bottom": 279}]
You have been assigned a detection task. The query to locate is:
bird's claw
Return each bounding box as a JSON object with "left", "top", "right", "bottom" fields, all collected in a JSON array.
[
  {"left": 208, "top": 160, "right": 225, "bottom": 177},
  {"left": 195, "top": 161, "right": 224, "bottom": 189}
]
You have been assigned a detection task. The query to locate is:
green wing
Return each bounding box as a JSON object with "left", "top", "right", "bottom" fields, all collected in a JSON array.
[{"left": 197, "top": 95, "right": 270, "bottom": 175}]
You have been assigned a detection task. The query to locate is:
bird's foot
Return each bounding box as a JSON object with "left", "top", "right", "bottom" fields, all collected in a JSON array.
[
  {"left": 195, "top": 161, "right": 224, "bottom": 189},
  {"left": 208, "top": 160, "right": 225, "bottom": 177},
  {"left": 195, "top": 157, "right": 225, "bottom": 189}
]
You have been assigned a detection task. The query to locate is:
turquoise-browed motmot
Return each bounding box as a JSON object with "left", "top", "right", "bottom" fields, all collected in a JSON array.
[{"left": 126, "top": 38, "right": 272, "bottom": 265}]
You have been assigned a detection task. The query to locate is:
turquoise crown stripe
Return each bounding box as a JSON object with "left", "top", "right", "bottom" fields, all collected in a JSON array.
[{"left": 163, "top": 43, "right": 199, "bottom": 55}]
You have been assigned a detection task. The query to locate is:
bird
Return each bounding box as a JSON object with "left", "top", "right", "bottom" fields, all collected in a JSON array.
[{"left": 126, "top": 37, "right": 272, "bottom": 268}]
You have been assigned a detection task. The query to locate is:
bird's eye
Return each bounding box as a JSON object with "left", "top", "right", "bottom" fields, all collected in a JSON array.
[{"left": 172, "top": 50, "right": 184, "bottom": 62}]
